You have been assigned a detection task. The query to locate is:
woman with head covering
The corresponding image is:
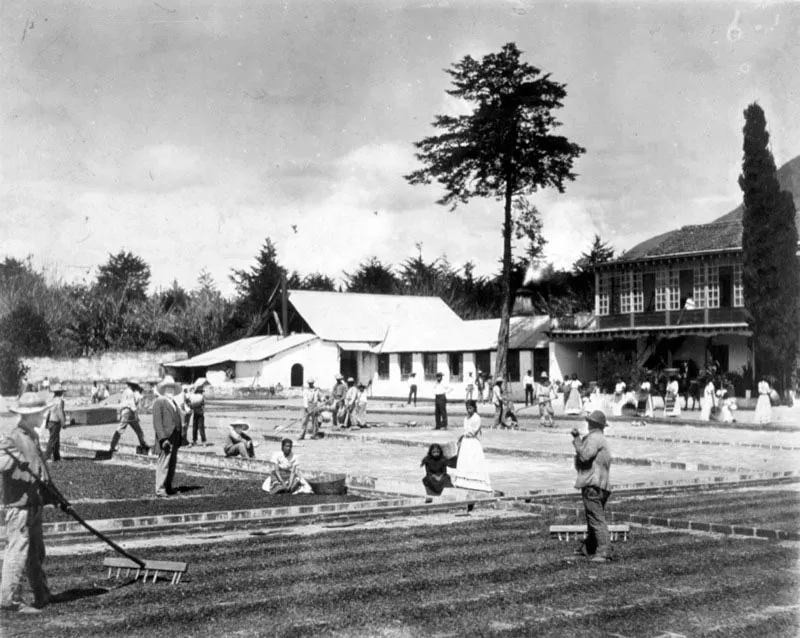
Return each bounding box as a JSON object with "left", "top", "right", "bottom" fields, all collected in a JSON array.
[
  {"left": 754, "top": 376, "right": 772, "bottom": 425},
  {"left": 564, "top": 373, "right": 583, "bottom": 415},
  {"left": 262, "top": 439, "right": 313, "bottom": 494},
  {"left": 453, "top": 400, "right": 492, "bottom": 492},
  {"left": 420, "top": 443, "right": 454, "bottom": 496},
  {"left": 664, "top": 375, "right": 681, "bottom": 418},
  {"left": 699, "top": 375, "right": 717, "bottom": 421}
]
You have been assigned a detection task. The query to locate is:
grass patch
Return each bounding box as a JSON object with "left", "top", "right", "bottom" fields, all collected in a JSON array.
[{"left": 0, "top": 459, "right": 364, "bottom": 523}]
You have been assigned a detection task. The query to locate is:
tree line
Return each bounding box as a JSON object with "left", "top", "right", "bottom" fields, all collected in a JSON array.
[{"left": 0, "top": 235, "right": 612, "bottom": 369}]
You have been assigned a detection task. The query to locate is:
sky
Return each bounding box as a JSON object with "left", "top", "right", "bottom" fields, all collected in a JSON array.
[{"left": 1, "top": 1, "right": 799, "bottom": 297}]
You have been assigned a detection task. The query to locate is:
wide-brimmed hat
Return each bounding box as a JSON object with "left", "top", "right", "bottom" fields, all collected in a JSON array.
[
  {"left": 126, "top": 380, "right": 144, "bottom": 393},
  {"left": 495, "top": 378, "right": 504, "bottom": 384},
  {"left": 347, "top": 377, "right": 355, "bottom": 384},
  {"left": 193, "top": 377, "right": 209, "bottom": 389},
  {"left": 540, "top": 371, "right": 549, "bottom": 379},
  {"left": 156, "top": 375, "right": 181, "bottom": 395},
  {"left": 585, "top": 410, "right": 608, "bottom": 429},
  {"left": 10, "top": 392, "right": 51, "bottom": 415},
  {"left": 336, "top": 374, "right": 344, "bottom": 381},
  {"left": 230, "top": 421, "right": 250, "bottom": 431},
  {"left": 51, "top": 383, "right": 66, "bottom": 394}
]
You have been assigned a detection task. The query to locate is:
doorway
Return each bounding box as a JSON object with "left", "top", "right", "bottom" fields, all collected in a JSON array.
[{"left": 290, "top": 364, "right": 304, "bottom": 387}]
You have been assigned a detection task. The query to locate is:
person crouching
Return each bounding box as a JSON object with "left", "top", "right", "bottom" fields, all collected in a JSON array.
[
  {"left": 571, "top": 410, "right": 614, "bottom": 563},
  {"left": 223, "top": 422, "right": 256, "bottom": 459}
]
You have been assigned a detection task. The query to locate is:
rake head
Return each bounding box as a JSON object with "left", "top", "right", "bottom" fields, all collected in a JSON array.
[
  {"left": 549, "top": 524, "right": 630, "bottom": 542},
  {"left": 103, "top": 557, "right": 188, "bottom": 585}
]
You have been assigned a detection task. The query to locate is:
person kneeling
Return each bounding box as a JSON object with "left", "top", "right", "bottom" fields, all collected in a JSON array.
[
  {"left": 421, "top": 443, "right": 454, "bottom": 496},
  {"left": 262, "top": 439, "right": 313, "bottom": 495},
  {"left": 223, "top": 421, "right": 256, "bottom": 459}
]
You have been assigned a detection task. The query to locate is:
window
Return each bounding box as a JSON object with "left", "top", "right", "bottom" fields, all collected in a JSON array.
[
  {"left": 620, "top": 272, "right": 633, "bottom": 314},
  {"left": 706, "top": 264, "right": 719, "bottom": 308},
  {"left": 399, "top": 353, "right": 413, "bottom": 380},
  {"left": 377, "top": 354, "right": 390, "bottom": 380},
  {"left": 679, "top": 269, "right": 694, "bottom": 309},
  {"left": 719, "top": 266, "right": 732, "bottom": 308},
  {"left": 597, "top": 272, "right": 610, "bottom": 316},
  {"left": 655, "top": 268, "right": 668, "bottom": 311},
  {"left": 734, "top": 265, "right": 744, "bottom": 306},
  {"left": 632, "top": 272, "right": 644, "bottom": 313},
  {"left": 448, "top": 353, "right": 462, "bottom": 381},
  {"left": 642, "top": 271, "right": 656, "bottom": 312},
  {"left": 693, "top": 265, "right": 707, "bottom": 309},
  {"left": 508, "top": 350, "right": 520, "bottom": 381},
  {"left": 474, "top": 351, "right": 491, "bottom": 378},
  {"left": 423, "top": 353, "right": 438, "bottom": 381},
  {"left": 610, "top": 273, "right": 622, "bottom": 314}
]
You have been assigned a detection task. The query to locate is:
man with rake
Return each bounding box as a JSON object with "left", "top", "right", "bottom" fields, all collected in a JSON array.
[{"left": 0, "top": 392, "right": 56, "bottom": 613}]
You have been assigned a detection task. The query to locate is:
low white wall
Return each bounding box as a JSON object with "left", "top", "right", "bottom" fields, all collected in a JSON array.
[{"left": 22, "top": 350, "right": 187, "bottom": 383}]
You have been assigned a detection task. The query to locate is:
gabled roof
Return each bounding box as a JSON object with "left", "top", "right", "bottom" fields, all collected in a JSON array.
[
  {"left": 288, "top": 290, "right": 463, "bottom": 343},
  {"left": 615, "top": 154, "right": 800, "bottom": 263},
  {"left": 168, "top": 333, "right": 318, "bottom": 368},
  {"left": 377, "top": 315, "right": 550, "bottom": 353}
]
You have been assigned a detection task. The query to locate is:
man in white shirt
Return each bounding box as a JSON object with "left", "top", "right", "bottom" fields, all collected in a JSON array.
[
  {"left": 299, "top": 379, "right": 321, "bottom": 440},
  {"left": 523, "top": 370, "right": 534, "bottom": 406},
  {"left": 432, "top": 372, "right": 452, "bottom": 430}
]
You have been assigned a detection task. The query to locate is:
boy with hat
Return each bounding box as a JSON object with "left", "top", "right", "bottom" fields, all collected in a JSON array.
[
  {"left": 43, "top": 383, "right": 67, "bottom": 462},
  {"left": 331, "top": 374, "right": 347, "bottom": 426},
  {"left": 223, "top": 422, "right": 256, "bottom": 458},
  {"left": 299, "top": 379, "right": 321, "bottom": 440},
  {"left": 0, "top": 393, "right": 56, "bottom": 613},
  {"left": 108, "top": 381, "right": 150, "bottom": 455},
  {"left": 152, "top": 375, "right": 184, "bottom": 497},
  {"left": 570, "top": 410, "right": 613, "bottom": 562}
]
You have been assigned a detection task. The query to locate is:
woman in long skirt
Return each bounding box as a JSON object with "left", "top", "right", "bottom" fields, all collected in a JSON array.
[
  {"left": 754, "top": 377, "right": 773, "bottom": 424},
  {"left": 664, "top": 376, "right": 681, "bottom": 418},
  {"left": 453, "top": 400, "right": 492, "bottom": 492},
  {"left": 564, "top": 373, "right": 583, "bottom": 415},
  {"left": 699, "top": 377, "right": 716, "bottom": 421},
  {"left": 611, "top": 378, "right": 627, "bottom": 416}
]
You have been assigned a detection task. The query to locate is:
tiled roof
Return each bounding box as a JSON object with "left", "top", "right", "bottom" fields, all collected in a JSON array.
[
  {"left": 287, "top": 290, "right": 463, "bottom": 343},
  {"left": 377, "top": 315, "right": 550, "bottom": 353},
  {"left": 617, "top": 154, "right": 800, "bottom": 263},
  {"left": 168, "top": 333, "right": 318, "bottom": 367}
]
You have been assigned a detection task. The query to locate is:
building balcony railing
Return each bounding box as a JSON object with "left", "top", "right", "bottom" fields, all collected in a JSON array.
[{"left": 551, "top": 306, "right": 748, "bottom": 332}]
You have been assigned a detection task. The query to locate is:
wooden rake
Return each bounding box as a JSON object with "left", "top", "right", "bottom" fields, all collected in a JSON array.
[{"left": 8, "top": 451, "right": 188, "bottom": 585}]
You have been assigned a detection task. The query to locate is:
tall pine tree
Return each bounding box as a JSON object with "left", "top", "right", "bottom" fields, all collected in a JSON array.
[{"left": 739, "top": 103, "right": 800, "bottom": 392}]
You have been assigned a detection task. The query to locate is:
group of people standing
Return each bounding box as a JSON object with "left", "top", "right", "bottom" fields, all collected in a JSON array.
[{"left": 298, "top": 375, "right": 370, "bottom": 440}]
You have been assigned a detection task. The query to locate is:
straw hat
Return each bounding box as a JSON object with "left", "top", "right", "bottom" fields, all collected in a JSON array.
[
  {"left": 126, "top": 380, "right": 144, "bottom": 393},
  {"left": 10, "top": 392, "right": 51, "bottom": 415},
  {"left": 347, "top": 377, "right": 355, "bottom": 384},
  {"left": 585, "top": 410, "right": 608, "bottom": 429},
  {"left": 51, "top": 383, "right": 66, "bottom": 394},
  {"left": 336, "top": 374, "right": 344, "bottom": 381},
  {"left": 156, "top": 375, "right": 181, "bottom": 396},
  {"left": 230, "top": 421, "right": 250, "bottom": 431},
  {"left": 540, "top": 371, "right": 549, "bottom": 379}
]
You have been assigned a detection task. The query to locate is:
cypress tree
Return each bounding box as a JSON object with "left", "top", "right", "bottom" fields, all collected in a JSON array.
[{"left": 738, "top": 103, "right": 800, "bottom": 392}]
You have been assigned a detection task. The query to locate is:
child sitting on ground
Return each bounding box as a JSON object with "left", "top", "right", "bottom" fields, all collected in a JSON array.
[{"left": 223, "top": 421, "right": 257, "bottom": 459}]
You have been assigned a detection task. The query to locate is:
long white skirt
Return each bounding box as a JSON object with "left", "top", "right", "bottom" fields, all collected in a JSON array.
[
  {"left": 754, "top": 394, "right": 772, "bottom": 424},
  {"left": 453, "top": 437, "right": 492, "bottom": 492},
  {"left": 700, "top": 396, "right": 713, "bottom": 421},
  {"left": 564, "top": 388, "right": 582, "bottom": 415}
]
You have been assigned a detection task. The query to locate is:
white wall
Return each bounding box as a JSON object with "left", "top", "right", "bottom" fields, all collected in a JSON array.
[
  {"left": 231, "top": 341, "right": 340, "bottom": 389},
  {"left": 22, "top": 350, "right": 187, "bottom": 384}
]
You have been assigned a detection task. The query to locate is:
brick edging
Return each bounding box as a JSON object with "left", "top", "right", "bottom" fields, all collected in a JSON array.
[{"left": 503, "top": 500, "right": 800, "bottom": 541}]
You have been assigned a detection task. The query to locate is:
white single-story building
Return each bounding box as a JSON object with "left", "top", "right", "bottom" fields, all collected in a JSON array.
[{"left": 165, "top": 290, "right": 564, "bottom": 400}]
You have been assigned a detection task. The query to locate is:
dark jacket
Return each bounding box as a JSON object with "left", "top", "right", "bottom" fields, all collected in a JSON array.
[{"left": 152, "top": 395, "right": 183, "bottom": 443}]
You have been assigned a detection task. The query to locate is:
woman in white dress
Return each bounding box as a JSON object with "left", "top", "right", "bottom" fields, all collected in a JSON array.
[
  {"left": 664, "top": 375, "right": 681, "bottom": 418},
  {"left": 453, "top": 400, "right": 492, "bottom": 492},
  {"left": 612, "top": 377, "right": 627, "bottom": 416},
  {"left": 262, "top": 438, "right": 313, "bottom": 494},
  {"left": 754, "top": 377, "right": 772, "bottom": 425},
  {"left": 700, "top": 377, "right": 716, "bottom": 421},
  {"left": 564, "top": 373, "right": 583, "bottom": 415}
]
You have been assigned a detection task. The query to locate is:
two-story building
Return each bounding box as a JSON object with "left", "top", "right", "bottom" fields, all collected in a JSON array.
[{"left": 549, "top": 154, "right": 800, "bottom": 382}]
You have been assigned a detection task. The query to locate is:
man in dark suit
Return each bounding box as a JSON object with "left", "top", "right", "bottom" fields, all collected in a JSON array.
[{"left": 152, "top": 375, "right": 183, "bottom": 497}]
